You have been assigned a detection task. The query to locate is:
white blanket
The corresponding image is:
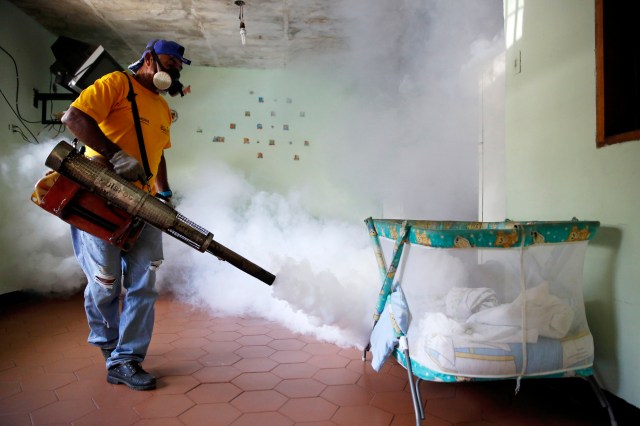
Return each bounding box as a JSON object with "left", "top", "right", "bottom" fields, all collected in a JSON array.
[
  {"left": 466, "top": 281, "right": 574, "bottom": 342},
  {"left": 423, "top": 282, "right": 575, "bottom": 346}
]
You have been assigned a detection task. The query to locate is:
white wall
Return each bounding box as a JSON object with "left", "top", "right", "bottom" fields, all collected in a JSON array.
[
  {"left": 0, "top": 0, "right": 59, "bottom": 294},
  {"left": 503, "top": 0, "right": 640, "bottom": 407}
]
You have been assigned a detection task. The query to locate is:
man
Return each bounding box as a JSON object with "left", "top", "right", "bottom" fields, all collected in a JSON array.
[{"left": 61, "top": 40, "right": 190, "bottom": 391}]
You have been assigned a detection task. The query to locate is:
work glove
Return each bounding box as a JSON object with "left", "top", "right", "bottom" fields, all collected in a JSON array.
[{"left": 109, "top": 150, "right": 148, "bottom": 184}]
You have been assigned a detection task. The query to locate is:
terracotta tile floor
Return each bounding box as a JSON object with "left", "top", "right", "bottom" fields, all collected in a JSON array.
[{"left": 0, "top": 292, "right": 636, "bottom": 425}]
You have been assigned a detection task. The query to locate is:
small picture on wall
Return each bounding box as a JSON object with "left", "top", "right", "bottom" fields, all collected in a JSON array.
[
  {"left": 213, "top": 136, "right": 225, "bottom": 143},
  {"left": 283, "top": 124, "right": 289, "bottom": 131},
  {"left": 257, "top": 152, "right": 263, "bottom": 159},
  {"left": 269, "top": 139, "right": 275, "bottom": 146},
  {"left": 300, "top": 111, "right": 306, "bottom": 117},
  {"left": 257, "top": 124, "right": 263, "bottom": 129},
  {"left": 243, "top": 138, "right": 250, "bottom": 144},
  {"left": 230, "top": 123, "right": 236, "bottom": 129},
  {"left": 258, "top": 97, "right": 264, "bottom": 103},
  {"left": 271, "top": 111, "right": 276, "bottom": 117},
  {"left": 293, "top": 155, "right": 300, "bottom": 161},
  {"left": 304, "top": 140, "right": 310, "bottom": 146},
  {"left": 287, "top": 98, "right": 292, "bottom": 104},
  {"left": 245, "top": 111, "right": 251, "bottom": 117}
]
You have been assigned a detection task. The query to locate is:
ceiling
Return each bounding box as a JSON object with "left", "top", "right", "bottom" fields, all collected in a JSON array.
[{"left": 8, "top": 0, "right": 346, "bottom": 69}]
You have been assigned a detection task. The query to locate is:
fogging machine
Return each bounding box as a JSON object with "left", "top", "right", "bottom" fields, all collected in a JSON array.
[{"left": 31, "top": 140, "right": 276, "bottom": 286}]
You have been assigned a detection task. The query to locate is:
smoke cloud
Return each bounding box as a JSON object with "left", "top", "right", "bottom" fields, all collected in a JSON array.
[
  {"left": 300, "top": 0, "right": 505, "bottom": 220},
  {"left": 0, "top": 0, "right": 504, "bottom": 349},
  {"left": 158, "top": 160, "right": 380, "bottom": 347},
  {"left": 0, "top": 139, "right": 85, "bottom": 294}
]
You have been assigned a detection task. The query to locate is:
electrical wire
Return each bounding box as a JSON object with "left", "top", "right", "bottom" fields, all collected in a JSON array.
[
  {"left": 0, "top": 87, "right": 39, "bottom": 144},
  {"left": 8, "top": 123, "right": 31, "bottom": 143},
  {"left": 0, "top": 44, "right": 43, "bottom": 144}
]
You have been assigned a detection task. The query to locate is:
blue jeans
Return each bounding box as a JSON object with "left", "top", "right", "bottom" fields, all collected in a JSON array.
[{"left": 71, "top": 224, "right": 163, "bottom": 369}]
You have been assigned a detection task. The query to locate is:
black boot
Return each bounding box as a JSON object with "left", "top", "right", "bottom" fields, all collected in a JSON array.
[{"left": 107, "top": 361, "right": 156, "bottom": 391}]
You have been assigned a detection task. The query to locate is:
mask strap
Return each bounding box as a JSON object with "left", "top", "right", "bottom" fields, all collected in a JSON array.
[{"left": 149, "top": 49, "right": 165, "bottom": 72}]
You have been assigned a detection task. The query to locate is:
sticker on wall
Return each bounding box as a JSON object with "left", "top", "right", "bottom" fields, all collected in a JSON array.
[
  {"left": 300, "top": 111, "right": 306, "bottom": 117},
  {"left": 213, "top": 136, "right": 225, "bottom": 143},
  {"left": 258, "top": 97, "right": 264, "bottom": 103},
  {"left": 271, "top": 111, "right": 276, "bottom": 117},
  {"left": 245, "top": 111, "right": 251, "bottom": 117},
  {"left": 304, "top": 140, "right": 310, "bottom": 146},
  {"left": 196, "top": 127, "right": 203, "bottom": 133},
  {"left": 293, "top": 155, "right": 300, "bottom": 161},
  {"left": 257, "top": 123, "right": 263, "bottom": 129},
  {"left": 243, "top": 138, "right": 250, "bottom": 144},
  {"left": 269, "top": 139, "right": 275, "bottom": 146},
  {"left": 230, "top": 123, "right": 236, "bottom": 129},
  {"left": 257, "top": 152, "right": 263, "bottom": 159},
  {"left": 283, "top": 124, "right": 289, "bottom": 131}
]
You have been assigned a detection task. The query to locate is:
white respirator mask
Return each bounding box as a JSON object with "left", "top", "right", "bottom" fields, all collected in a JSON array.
[{"left": 151, "top": 50, "right": 184, "bottom": 96}]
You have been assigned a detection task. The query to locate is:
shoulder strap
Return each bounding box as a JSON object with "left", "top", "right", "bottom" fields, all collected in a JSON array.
[{"left": 121, "top": 71, "right": 152, "bottom": 180}]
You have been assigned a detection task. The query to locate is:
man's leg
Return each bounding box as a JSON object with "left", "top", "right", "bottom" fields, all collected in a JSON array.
[
  {"left": 70, "top": 226, "right": 122, "bottom": 354},
  {"left": 106, "top": 225, "right": 162, "bottom": 391},
  {"left": 108, "top": 224, "right": 163, "bottom": 367}
]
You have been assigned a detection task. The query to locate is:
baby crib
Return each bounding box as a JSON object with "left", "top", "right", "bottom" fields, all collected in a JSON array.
[{"left": 363, "top": 217, "right": 616, "bottom": 425}]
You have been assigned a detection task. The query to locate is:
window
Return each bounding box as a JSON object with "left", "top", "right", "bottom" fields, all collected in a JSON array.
[{"left": 596, "top": 0, "right": 640, "bottom": 147}]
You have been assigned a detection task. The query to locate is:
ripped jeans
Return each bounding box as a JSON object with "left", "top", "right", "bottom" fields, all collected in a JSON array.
[{"left": 71, "top": 224, "right": 163, "bottom": 369}]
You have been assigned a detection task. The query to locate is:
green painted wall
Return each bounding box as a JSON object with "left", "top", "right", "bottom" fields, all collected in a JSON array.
[
  {"left": 0, "top": 0, "right": 57, "bottom": 148},
  {"left": 503, "top": 0, "right": 640, "bottom": 407},
  {"left": 164, "top": 66, "right": 376, "bottom": 221}
]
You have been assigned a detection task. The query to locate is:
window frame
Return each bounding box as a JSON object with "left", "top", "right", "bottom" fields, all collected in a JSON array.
[{"left": 595, "top": 0, "right": 640, "bottom": 147}]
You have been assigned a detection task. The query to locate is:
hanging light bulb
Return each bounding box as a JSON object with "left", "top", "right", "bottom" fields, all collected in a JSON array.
[
  {"left": 235, "top": 1, "right": 246, "bottom": 46},
  {"left": 240, "top": 21, "right": 246, "bottom": 45}
]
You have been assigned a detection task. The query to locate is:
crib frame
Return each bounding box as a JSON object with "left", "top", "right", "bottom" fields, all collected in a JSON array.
[{"left": 363, "top": 217, "right": 617, "bottom": 426}]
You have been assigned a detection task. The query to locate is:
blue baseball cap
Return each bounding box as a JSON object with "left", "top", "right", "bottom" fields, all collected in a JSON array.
[{"left": 128, "top": 40, "right": 191, "bottom": 72}]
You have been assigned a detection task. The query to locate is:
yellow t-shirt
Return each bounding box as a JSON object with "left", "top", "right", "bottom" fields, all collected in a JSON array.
[{"left": 70, "top": 71, "right": 172, "bottom": 191}]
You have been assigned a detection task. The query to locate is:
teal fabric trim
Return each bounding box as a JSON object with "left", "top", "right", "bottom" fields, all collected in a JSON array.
[
  {"left": 365, "top": 217, "right": 387, "bottom": 283},
  {"left": 374, "top": 221, "right": 409, "bottom": 320},
  {"left": 371, "top": 219, "right": 600, "bottom": 249}
]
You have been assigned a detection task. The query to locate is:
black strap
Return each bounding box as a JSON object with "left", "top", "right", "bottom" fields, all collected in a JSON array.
[{"left": 122, "top": 72, "right": 152, "bottom": 180}]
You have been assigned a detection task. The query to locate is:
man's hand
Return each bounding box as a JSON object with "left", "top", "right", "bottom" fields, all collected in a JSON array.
[{"left": 109, "top": 150, "right": 148, "bottom": 184}]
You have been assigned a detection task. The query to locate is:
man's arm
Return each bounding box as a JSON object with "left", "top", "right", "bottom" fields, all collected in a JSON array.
[
  {"left": 155, "top": 153, "right": 170, "bottom": 194},
  {"left": 61, "top": 106, "right": 148, "bottom": 184},
  {"left": 61, "top": 106, "right": 121, "bottom": 159}
]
